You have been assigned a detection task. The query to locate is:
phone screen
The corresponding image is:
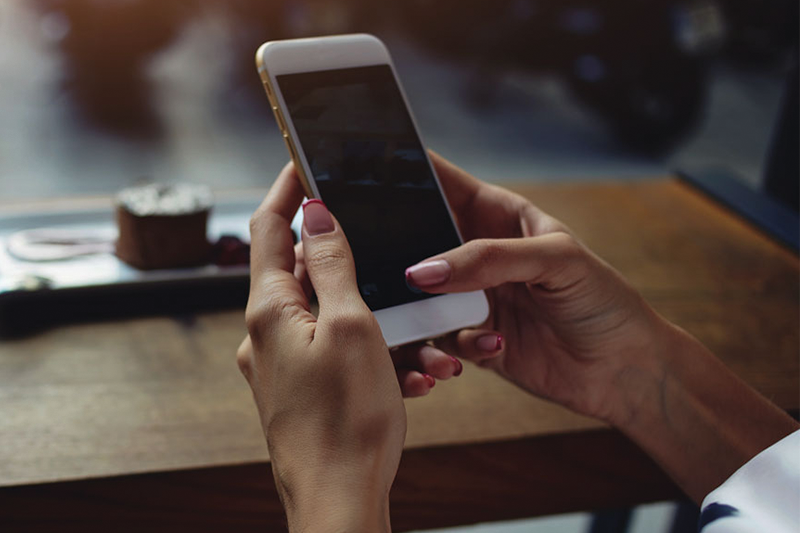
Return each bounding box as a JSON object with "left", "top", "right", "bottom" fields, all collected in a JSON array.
[{"left": 277, "top": 65, "right": 462, "bottom": 311}]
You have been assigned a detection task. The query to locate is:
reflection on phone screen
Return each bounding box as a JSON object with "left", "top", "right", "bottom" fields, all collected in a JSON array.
[{"left": 278, "top": 66, "right": 462, "bottom": 311}]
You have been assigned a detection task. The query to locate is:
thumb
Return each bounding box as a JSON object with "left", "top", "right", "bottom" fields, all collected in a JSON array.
[
  {"left": 405, "top": 232, "right": 587, "bottom": 293},
  {"left": 301, "top": 199, "right": 365, "bottom": 316}
]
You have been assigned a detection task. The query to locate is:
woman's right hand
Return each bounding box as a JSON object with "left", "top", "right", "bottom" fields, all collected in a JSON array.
[
  {"left": 406, "top": 153, "right": 674, "bottom": 427},
  {"left": 409, "top": 154, "right": 799, "bottom": 504}
]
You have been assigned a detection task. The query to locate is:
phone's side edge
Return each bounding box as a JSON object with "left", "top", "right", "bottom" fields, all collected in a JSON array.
[
  {"left": 255, "top": 45, "right": 315, "bottom": 200},
  {"left": 382, "top": 56, "right": 492, "bottom": 327}
]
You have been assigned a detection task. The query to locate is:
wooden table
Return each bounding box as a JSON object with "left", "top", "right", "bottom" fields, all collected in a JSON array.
[{"left": 1, "top": 179, "right": 797, "bottom": 532}]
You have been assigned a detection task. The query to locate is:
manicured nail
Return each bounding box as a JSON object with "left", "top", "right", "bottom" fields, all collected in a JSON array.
[
  {"left": 450, "top": 356, "right": 463, "bottom": 377},
  {"left": 405, "top": 260, "right": 451, "bottom": 287},
  {"left": 302, "top": 199, "right": 334, "bottom": 236},
  {"left": 423, "top": 373, "right": 435, "bottom": 388},
  {"left": 476, "top": 334, "right": 502, "bottom": 352}
]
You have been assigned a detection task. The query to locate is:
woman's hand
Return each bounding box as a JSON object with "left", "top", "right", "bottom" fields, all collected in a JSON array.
[
  {"left": 405, "top": 153, "right": 671, "bottom": 426},
  {"left": 238, "top": 167, "right": 462, "bottom": 399},
  {"left": 238, "top": 163, "right": 405, "bottom": 532},
  {"left": 407, "top": 154, "right": 799, "bottom": 503}
]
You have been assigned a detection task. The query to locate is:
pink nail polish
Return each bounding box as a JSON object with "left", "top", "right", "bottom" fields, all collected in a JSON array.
[
  {"left": 405, "top": 260, "right": 451, "bottom": 287},
  {"left": 476, "top": 334, "right": 502, "bottom": 352},
  {"left": 450, "top": 356, "right": 463, "bottom": 377},
  {"left": 302, "top": 199, "right": 334, "bottom": 236},
  {"left": 423, "top": 373, "right": 435, "bottom": 388}
]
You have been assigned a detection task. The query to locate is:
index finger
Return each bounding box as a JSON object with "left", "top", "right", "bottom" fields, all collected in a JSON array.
[
  {"left": 429, "top": 150, "right": 482, "bottom": 213},
  {"left": 246, "top": 161, "right": 310, "bottom": 341},
  {"left": 249, "top": 161, "right": 305, "bottom": 281}
]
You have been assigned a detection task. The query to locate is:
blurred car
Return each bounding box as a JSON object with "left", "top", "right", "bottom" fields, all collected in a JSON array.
[{"left": 400, "top": 0, "right": 727, "bottom": 155}]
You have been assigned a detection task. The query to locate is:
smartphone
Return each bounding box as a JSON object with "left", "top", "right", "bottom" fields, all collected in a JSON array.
[{"left": 255, "top": 34, "right": 489, "bottom": 347}]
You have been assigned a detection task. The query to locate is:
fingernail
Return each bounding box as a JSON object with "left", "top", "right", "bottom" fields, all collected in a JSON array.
[
  {"left": 476, "top": 334, "right": 502, "bottom": 352},
  {"left": 405, "top": 260, "right": 451, "bottom": 287},
  {"left": 450, "top": 356, "right": 463, "bottom": 377},
  {"left": 423, "top": 373, "right": 435, "bottom": 388},
  {"left": 302, "top": 199, "right": 334, "bottom": 236}
]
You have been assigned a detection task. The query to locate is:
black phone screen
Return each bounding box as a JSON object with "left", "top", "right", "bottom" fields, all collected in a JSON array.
[{"left": 277, "top": 65, "right": 462, "bottom": 311}]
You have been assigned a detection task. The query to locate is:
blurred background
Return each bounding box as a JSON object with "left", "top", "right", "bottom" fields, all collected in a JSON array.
[{"left": 0, "top": 0, "right": 796, "bottom": 202}]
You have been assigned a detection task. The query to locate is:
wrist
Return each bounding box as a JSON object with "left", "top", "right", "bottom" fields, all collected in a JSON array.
[
  {"left": 286, "top": 492, "right": 391, "bottom": 533},
  {"left": 603, "top": 311, "right": 680, "bottom": 432},
  {"left": 606, "top": 314, "right": 798, "bottom": 501},
  {"left": 278, "top": 466, "right": 392, "bottom": 533}
]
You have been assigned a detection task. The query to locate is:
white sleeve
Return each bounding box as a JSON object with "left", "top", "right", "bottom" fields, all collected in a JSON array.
[{"left": 699, "top": 429, "right": 800, "bottom": 532}]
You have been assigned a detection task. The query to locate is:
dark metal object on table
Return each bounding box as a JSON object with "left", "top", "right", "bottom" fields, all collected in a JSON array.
[
  {"left": 763, "top": 52, "right": 799, "bottom": 213},
  {"left": 678, "top": 54, "right": 800, "bottom": 252}
]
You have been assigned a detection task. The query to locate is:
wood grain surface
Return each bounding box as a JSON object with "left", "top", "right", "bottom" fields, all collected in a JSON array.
[{"left": 0, "top": 179, "right": 797, "bottom": 530}]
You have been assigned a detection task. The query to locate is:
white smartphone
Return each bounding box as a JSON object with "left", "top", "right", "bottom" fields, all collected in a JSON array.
[{"left": 255, "top": 34, "right": 489, "bottom": 347}]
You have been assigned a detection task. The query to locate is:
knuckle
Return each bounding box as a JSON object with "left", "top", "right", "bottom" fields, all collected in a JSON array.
[
  {"left": 245, "top": 292, "right": 296, "bottom": 338},
  {"left": 472, "top": 239, "right": 504, "bottom": 265},
  {"left": 544, "top": 215, "right": 573, "bottom": 236},
  {"left": 550, "top": 232, "right": 583, "bottom": 259},
  {"left": 249, "top": 210, "right": 280, "bottom": 239},
  {"left": 509, "top": 190, "right": 536, "bottom": 213},
  {"left": 248, "top": 209, "right": 265, "bottom": 236},
  {"left": 304, "top": 243, "right": 351, "bottom": 273},
  {"left": 244, "top": 299, "right": 268, "bottom": 334},
  {"left": 466, "top": 240, "right": 505, "bottom": 283},
  {"left": 327, "top": 309, "right": 375, "bottom": 339},
  {"left": 545, "top": 232, "right": 592, "bottom": 285},
  {"left": 236, "top": 346, "right": 252, "bottom": 378}
]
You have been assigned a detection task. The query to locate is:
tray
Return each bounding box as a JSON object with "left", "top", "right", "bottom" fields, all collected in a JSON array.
[{"left": 0, "top": 197, "right": 299, "bottom": 335}]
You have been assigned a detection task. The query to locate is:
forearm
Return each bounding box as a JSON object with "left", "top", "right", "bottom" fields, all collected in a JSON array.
[{"left": 613, "top": 320, "right": 799, "bottom": 503}]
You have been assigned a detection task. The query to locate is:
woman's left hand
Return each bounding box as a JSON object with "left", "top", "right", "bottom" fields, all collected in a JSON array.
[
  {"left": 238, "top": 163, "right": 409, "bottom": 532},
  {"left": 238, "top": 164, "right": 463, "bottom": 399}
]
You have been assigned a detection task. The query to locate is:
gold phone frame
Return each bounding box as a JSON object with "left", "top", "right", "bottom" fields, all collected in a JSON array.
[{"left": 255, "top": 62, "right": 314, "bottom": 199}]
